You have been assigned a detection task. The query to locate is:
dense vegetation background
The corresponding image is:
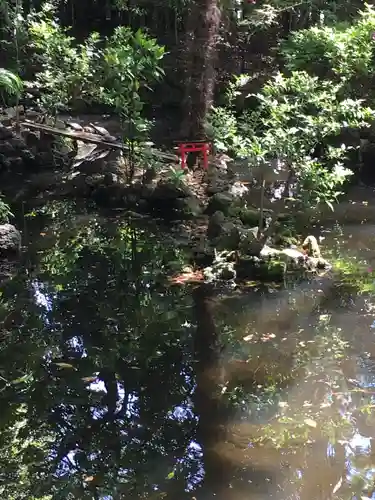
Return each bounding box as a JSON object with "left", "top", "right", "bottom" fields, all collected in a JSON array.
[
  {"left": 1, "top": 2, "right": 375, "bottom": 500},
  {"left": 2, "top": 0, "right": 375, "bottom": 205}
]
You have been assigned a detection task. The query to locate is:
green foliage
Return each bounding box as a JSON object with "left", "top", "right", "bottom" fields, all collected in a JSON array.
[
  {"left": 207, "top": 105, "right": 243, "bottom": 153},
  {"left": 29, "top": 3, "right": 102, "bottom": 113},
  {"left": 0, "top": 195, "right": 13, "bottom": 223},
  {"left": 282, "top": 4, "right": 375, "bottom": 100},
  {"left": 100, "top": 26, "right": 164, "bottom": 179},
  {"left": 28, "top": 3, "right": 164, "bottom": 126},
  {"left": 207, "top": 75, "right": 253, "bottom": 156},
  {"left": 210, "top": 71, "right": 374, "bottom": 213},
  {"left": 0, "top": 0, "right": 30, "bottom": 75},
  {"left": 0, "top": 68, "right": 23, "bottom": 98},
  {"left": 168, "top": 166, "right": 187, "bottom": 184},
  {"left": 101, "top": 26, "right": 165, "bottom": 138}
]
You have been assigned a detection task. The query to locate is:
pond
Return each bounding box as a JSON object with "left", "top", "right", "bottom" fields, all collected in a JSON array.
[{"left": 1, "top": 199, "right": 375, "bottom": 499}]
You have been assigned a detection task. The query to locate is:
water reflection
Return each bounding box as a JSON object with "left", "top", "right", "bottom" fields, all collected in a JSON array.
[{"left": 1, "top": 201, "right": 375, "bottom": 498}]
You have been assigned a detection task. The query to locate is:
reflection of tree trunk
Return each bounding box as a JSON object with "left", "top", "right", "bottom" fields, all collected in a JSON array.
[
  {"left": 192, "top": 284, "right": 231, "bottom": 497},
  {"left": 180, "top": 0, "right": 222, "bottom": 139},
  {"left": 298, "top": 441, "right": 345, "bottom": 500}
]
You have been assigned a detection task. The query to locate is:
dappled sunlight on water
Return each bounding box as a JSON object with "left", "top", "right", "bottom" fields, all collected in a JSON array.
[{"left": 1, "top": 201, "right": 375, "bottom": 498}]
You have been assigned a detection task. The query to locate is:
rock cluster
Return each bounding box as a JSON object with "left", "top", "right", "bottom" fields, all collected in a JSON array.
[
  {"left": 0, "top": 124, "right": 331, "bottom": 283},
  {"left": 0, "top": 224, "right": 21, "bottom": 257},
  {"left": 0, "top": 124, "right": 38, "bottom": 174}
]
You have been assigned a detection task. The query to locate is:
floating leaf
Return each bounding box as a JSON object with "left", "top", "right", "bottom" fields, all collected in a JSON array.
[
  {"left": 243, "top": 334, "right": 254, "bottom": 342},
  {"left": 332, "top": 476, "right": 342, "bottom": 494},
  {"left": 81, "top": 376, "right": 98, "bottom": 384},
  {"left": 304, "top": 418, "right": 317, "bottom": 428},
  {"left": 166, "top": 471, "right": 175, "bottom": 480}
]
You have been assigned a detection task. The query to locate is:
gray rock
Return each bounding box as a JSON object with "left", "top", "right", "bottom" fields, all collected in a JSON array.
[
  {"left": 0, "top": 124, "right": 13, "bottom": 140},
  {"left": 238, "top": 227, "right": 263, "bottom": 255},
  {"left": 0, "top": 142, "right": 16, "bottom": 155},
  {"left": 0, "top": 224, "right": 21, "bottom": 257},
  {"left": 305, "top": 256, "right": 332, "bottom": 271},
  {"left": 229, "top": 181, "right": 248, "bottom": 198},
  {"left": 280, "top": 247, "right": 305, "bottom": 262},
  {"left": 204, "top": 262, "right": 236, "bottom": 281},
  {"left": 207, "top": 211, "right": 226, "bottom": 240},
  {"left": 238, "top": 208, "right": 261, "bottom": 226},
  {"left": 151, "top": 179, "right": 193, "bottom": 200},
  {"left": 260, "top": 245, "right": 280, "bottom": 258},
  {"left": 215, "top": 222, "right": 240, "bottom": 250},
  {"left": 206, "top": 179, "right": 228, "bottom": 195},
  {"left": 175, "top": 196, "right": 202, "bottom": 216},
  {"left": 206, "top": 192, "right": 234, "bottom": 215}
]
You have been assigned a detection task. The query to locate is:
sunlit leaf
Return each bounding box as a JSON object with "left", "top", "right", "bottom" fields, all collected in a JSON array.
[
  {"left": 332, "top": 476, "right": 343, "bottom": 494},
  {"left": 304, "top": 418, "right": 317, "bottom": 428},
  {"left": 10, "top": 374, "right": 33, "bottom": 385},
  {"left": 81, "top": 376, "right": 98, "bottom": 384},
  {"left": 54, "top": 362, "right": 77, "bottom": 370},
  {"left": 243, "top": 334, "right": 254, "bottom": 341}
]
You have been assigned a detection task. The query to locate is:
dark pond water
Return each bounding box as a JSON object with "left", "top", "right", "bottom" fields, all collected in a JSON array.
[{"left": 2, "top": 200, "right": 375, "bottom": 499}]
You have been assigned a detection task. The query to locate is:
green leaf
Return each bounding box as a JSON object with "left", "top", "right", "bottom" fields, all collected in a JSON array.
[
  {"left": 54, "top": 362, "right": 77, "bottom": 370},
  {"left": 10, "top": 374, "right": 33, "bottom": 385},
  {"left": 0, "top": 68, "right": 23, "bottom": 96},
  {"left": 325, "top": 200, "right": 334, "bottom": 211}
]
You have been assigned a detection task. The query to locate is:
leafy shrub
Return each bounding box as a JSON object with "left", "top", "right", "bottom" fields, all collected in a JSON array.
[
  {"left": 0, "top": 196, "right": 13, "bottom": 223},
  {"left": 281, "top": 4, "right": 375, "bottom": 101},
  {"left": 209, "top": 71, "right": 375, "bottom": 213},
  {"left": 101, "top": 27, "right": 165, "bottom": 139},
  {"left": 28, "top": 3, "right": 165, "bottom": 126},
  {"left": 29, "top": 3, "right": 102, "bottom": 113},
  {"left": 0, "top": 68, "right": 23, "bottom": 98}
]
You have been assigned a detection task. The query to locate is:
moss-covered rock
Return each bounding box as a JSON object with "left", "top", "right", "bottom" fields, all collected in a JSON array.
[{"left": 235, "top": 255, "right": 286, "bottom": 281}]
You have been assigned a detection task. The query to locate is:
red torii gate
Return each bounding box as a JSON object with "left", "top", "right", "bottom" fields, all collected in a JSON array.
[{"left": 175, "top": 140, "right": 211, "bottom": 170}]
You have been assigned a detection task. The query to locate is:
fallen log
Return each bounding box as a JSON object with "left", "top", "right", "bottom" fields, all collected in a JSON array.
[{"left": 20, "top": 120, "right": 178, "bottom": 162}]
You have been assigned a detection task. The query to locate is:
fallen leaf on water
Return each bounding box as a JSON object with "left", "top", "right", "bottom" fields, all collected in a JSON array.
[
  {"left": 243, "top": 334, "right": 254, "bottom": 341},
  {"left": 168, "top": 270, "right": 204, "bottom": 285},
  {"left": 83, "top": 476, "right": 94, "bottom": 482},
  {"left": 304, "top": 418, "right": 317, "bottom": 428},
  {"left": 81, "top": 376, "right": 98, "bottom": 384},
  {"left": 332, "top": 476, "right": 342, "bottom": 494}
]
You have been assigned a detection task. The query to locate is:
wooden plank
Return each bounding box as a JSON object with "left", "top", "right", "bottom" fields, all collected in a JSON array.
[
  {"left": 21, "top": 120, "right": 122, "bottom": 149},
  {"left": 20, "top": 120, "right": 178, "bottom": 162}
]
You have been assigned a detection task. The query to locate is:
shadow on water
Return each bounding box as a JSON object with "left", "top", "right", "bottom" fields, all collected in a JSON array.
[{"left": 2, "top": 200, "right": 375, "bottom": 499}]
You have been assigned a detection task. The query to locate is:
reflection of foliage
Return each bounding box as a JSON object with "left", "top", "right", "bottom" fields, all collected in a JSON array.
[
  {"left": 0, "top": 201, "right": 198, "bottom": 498},
  {"left": 328, "top": 249, "right": 375, "bottom": 295},
  {"left": 203, "top": 276, "right": 375, "bottom": 499},
  {"left": 258, "top": 318, "right": 352, "bottom": 449},
  {"left": 3, "top": 200, "right": 375, "bottom": 499}
]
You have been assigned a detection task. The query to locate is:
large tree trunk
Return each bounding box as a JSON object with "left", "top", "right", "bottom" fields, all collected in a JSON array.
[{"left": 180, "top": 0, "right": 222, "bottom": 140}]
